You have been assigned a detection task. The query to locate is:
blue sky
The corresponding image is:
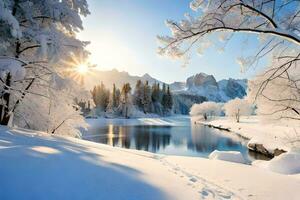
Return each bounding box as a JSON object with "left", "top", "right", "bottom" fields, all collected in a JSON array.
[{"left": 78, "top": 0, "right": 263, "bottom": 83}]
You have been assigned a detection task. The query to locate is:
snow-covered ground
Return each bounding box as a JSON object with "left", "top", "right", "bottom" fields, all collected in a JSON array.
[
  {"left": 197, "top": 116, "right": 300, "bottom": 153},
  {"left": 1, "top": 126, "right": 300, "bottom": 200}
]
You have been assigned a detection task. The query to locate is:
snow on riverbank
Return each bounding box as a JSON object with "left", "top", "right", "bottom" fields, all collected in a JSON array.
[
  {"left": 86, "top": 115, "right": 190, "bottom": 128},
  {"left": 209, "top": 150, "right": 247, "bottom": 164},
  {"left": 1, "top": 126, "right": 300, "bottom": 199},
  {"left": 196, "top": 116, "right": 300, "bottom": 153},
  {"left": 253, "top": 149, "right": 300, "bottom": 175}
]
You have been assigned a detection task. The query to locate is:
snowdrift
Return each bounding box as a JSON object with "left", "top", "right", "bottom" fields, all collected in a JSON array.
[
  {"left": 254, "top": 149, "right": 300, "bottom": 175},
  {"left": 209, "top": 150, "right": 247, "bottom": 164}
]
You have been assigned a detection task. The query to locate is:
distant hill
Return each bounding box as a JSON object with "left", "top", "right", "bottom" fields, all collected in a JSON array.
[{"left": 85, "top": 69, "right": 163, "bottom": 90}]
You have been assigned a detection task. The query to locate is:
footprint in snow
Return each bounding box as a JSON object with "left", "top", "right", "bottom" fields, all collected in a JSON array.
[
  {"left": 173, "top": 167, "right": 180, "bottom": 171},
  {"left": 189, "top": 177, "right": 198, "bottom": 183},
  {"left": 218, "top": 192, "right": 232, "bottom": 199},
  {"left": 200, "top": 188, "right": 215, "bottom": 199},
  {"left": 201, "top": 190, "right": 209, "bottom": 196}
]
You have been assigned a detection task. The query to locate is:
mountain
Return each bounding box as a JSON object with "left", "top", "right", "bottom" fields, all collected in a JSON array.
[
  {"left": 186, "top": 73, "right": 218, "bottom": 88},
  {"left": 218, "top": 78, "right": 247, "bottom": 100},
  {"left": 86, "top": 69, "right": 247, "bottom": 102},
  {"left": 85, "top": 69, "right": 247, "bottom": 114},
  {"left": 173, "top": 93, "right": 207, "bottom": 115},
  {"left": 169, "top": 81, "right": 186, "bottom": 91},
  {"left": 85, "top": 69, "right": 163, "bottom": 90},
  {"left": 170, "top": 73, "right": 247, "bottom": 102}
]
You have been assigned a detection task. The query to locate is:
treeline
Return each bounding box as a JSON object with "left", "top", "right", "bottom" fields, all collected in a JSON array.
[{"left": 90, "top": 81, "right": 173, "bottom": 118}]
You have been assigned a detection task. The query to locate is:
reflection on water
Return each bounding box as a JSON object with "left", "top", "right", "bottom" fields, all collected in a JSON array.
[{"left": 83, "top": 121, "right": 269, "bottom": 161}]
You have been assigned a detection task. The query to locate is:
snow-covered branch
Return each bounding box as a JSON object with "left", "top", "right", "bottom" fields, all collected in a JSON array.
[
  {"left": 158, "top": 0, "right": 300, "bottom": 58},
  {"left": 159, "top": 0, "right": 300, "bottom": 121}
]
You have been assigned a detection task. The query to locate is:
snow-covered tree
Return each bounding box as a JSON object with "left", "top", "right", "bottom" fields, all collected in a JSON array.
[
  {"left": 143, "top": 81, "right": 152, "bottom": 113},
  {"left": 224, "top": 98, "right": 252, "bottom": 122},
  {"left": 112, "top": 83, "right": 120, "bottom": 108},
  {"left": 119, "top": 83, "right": 133, "bottom": 118},
  {"left": 133, "top": 80, "right": 144, "bottom": 111},
  {"left": 91, "top": 82, "right": 110, "bottom": 111},
  {"left": 162, "top": 83, "right": 167, "bottom": 94},
  {"left": 151, "top": 83, "right": 163, "bottom": 114},
  {"left": 15, "top": 76, "right": 89, "bottom": 137},
  {"left": 190, "top": 101, "right": 222, "bottom": 120},
  {"left": 151, "top": 83, "right": 160, "bottom": 103},
  {"left": 158, "top": 0, "right": 300, "bottom": 120},
  {"left": 106, "top": 83, "right": 121, "bottom": 115},
  {"left": 0, "top": 0, "right": 90, "bottom": 135},
  {"left": 248, "top": 56, "right": 300, "bottom": 121},
  {"left": 161, "top": 86, "right": 173, "bottom": 115}
]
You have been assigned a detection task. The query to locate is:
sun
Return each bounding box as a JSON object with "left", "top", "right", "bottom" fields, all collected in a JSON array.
[
  {"left": 61, "top": 54, "right": 96, "bottom": 85},
  {"left": 76, "top": 64, "right": 89, "bottom": 74}
]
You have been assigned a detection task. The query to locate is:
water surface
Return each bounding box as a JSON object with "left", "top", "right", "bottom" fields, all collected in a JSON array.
[{"left": 83, "top": 117, "right": 268, "bottom": 161}]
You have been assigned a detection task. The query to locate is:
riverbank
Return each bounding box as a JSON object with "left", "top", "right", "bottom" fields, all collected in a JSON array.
[
  {"left": 0, "top": 126, "right": 300, "bottom": 199},
  {"left": 85, "top": 115, "right": 190, "bottom": 129},
  {"left": 196, "top": 116, "right": 300, "bottom": 157}
]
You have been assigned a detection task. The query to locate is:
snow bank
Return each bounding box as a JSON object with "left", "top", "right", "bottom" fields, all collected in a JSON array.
[
  {"left": 198, "top": 116, "right": 300, "bottom": 153},
  {"left": 0, "top": 127, "right": 194, "bottom": 200},
  {"left": 209, "top": 150, "right": 247, "bottom": 164},
  {"left": 254, "top": 149, "right": 300, "bottom": 175}
]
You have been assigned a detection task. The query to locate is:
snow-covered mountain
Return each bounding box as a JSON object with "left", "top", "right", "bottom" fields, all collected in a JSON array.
[
  {"left": 86, "top": 69, "right": 247, "bottom": 114},
  {"left": 170, "top": 73, "right": 247, "bottom": 102},
  {"left": 86, "top": 69, "right": 247, "bottom": 103},
  {"left": 85, "top": 69, "right": 163, "bottom": 90},
  {"left": 169, "top": 81, "right": 186, "bottom": 91}
]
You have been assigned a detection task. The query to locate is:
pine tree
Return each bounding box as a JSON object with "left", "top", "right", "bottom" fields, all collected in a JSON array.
[
  {"left": 112, "top": 83, "right": 118, "bottom": 108},
  {"left": 120, "top": 83, "right": 132, "bottom": 118},
  {"left": 166, "top": 86, "right": 173, "bottom": 110},
  {"left": 161, "top": 85, "right": 173, "bottom": 115},
  {"left": 115, "top": 88, "right": 121, "bottom": 106},
  {"left": 91, "top": 82, "right": 110, "bottom": 111},
  {"left": 143, "top": 81, "right": 152, "bottom": 113},
  {"left": 151, "top": 83, "right": 164, "bottom": 114},
  {"left": 151, "top": 83, "right": 160, "bottom": 103},
  {"left": 162, "top": 83, "right": 167, "bottom": 94},
  {"left": 133, "top": 80, "right": 144, "bottom": 110},
  {"left": 156, "top": 83, "right": 160, "bottom": 93},
  {"left": 106, "top": 83, "right": 120, "bottom": 114},
  {"left": 91, "top": 86, "right": 99, "bottom": 106}
]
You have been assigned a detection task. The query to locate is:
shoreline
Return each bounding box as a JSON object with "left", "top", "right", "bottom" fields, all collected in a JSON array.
[
  {"left": 195, "top": 117, "right": 292, "bottom": 158},
  {"left": 86, "top": 116, "right": 288, "bottom": 158}
]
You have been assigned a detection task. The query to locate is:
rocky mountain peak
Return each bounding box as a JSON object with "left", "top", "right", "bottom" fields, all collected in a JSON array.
[
  {"left": 186, "top": 73, "right": 218, "bottom": 89},
  {"left": 142, "top": 73, "right": 152, "bottom": 79}
]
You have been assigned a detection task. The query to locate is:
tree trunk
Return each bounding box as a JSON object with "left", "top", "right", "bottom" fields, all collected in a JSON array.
[
  {"left": 236, "top": 109, "right": 240, "bottom": 123},
  {"left": 125, "top": 106, "right": 128, "bottom": 118},
  {"left": 0, "top": 73, "right": 12, "bottom": 125},
  {"left": 0, "top": 0, "right": 20, "bottom": 125}
]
